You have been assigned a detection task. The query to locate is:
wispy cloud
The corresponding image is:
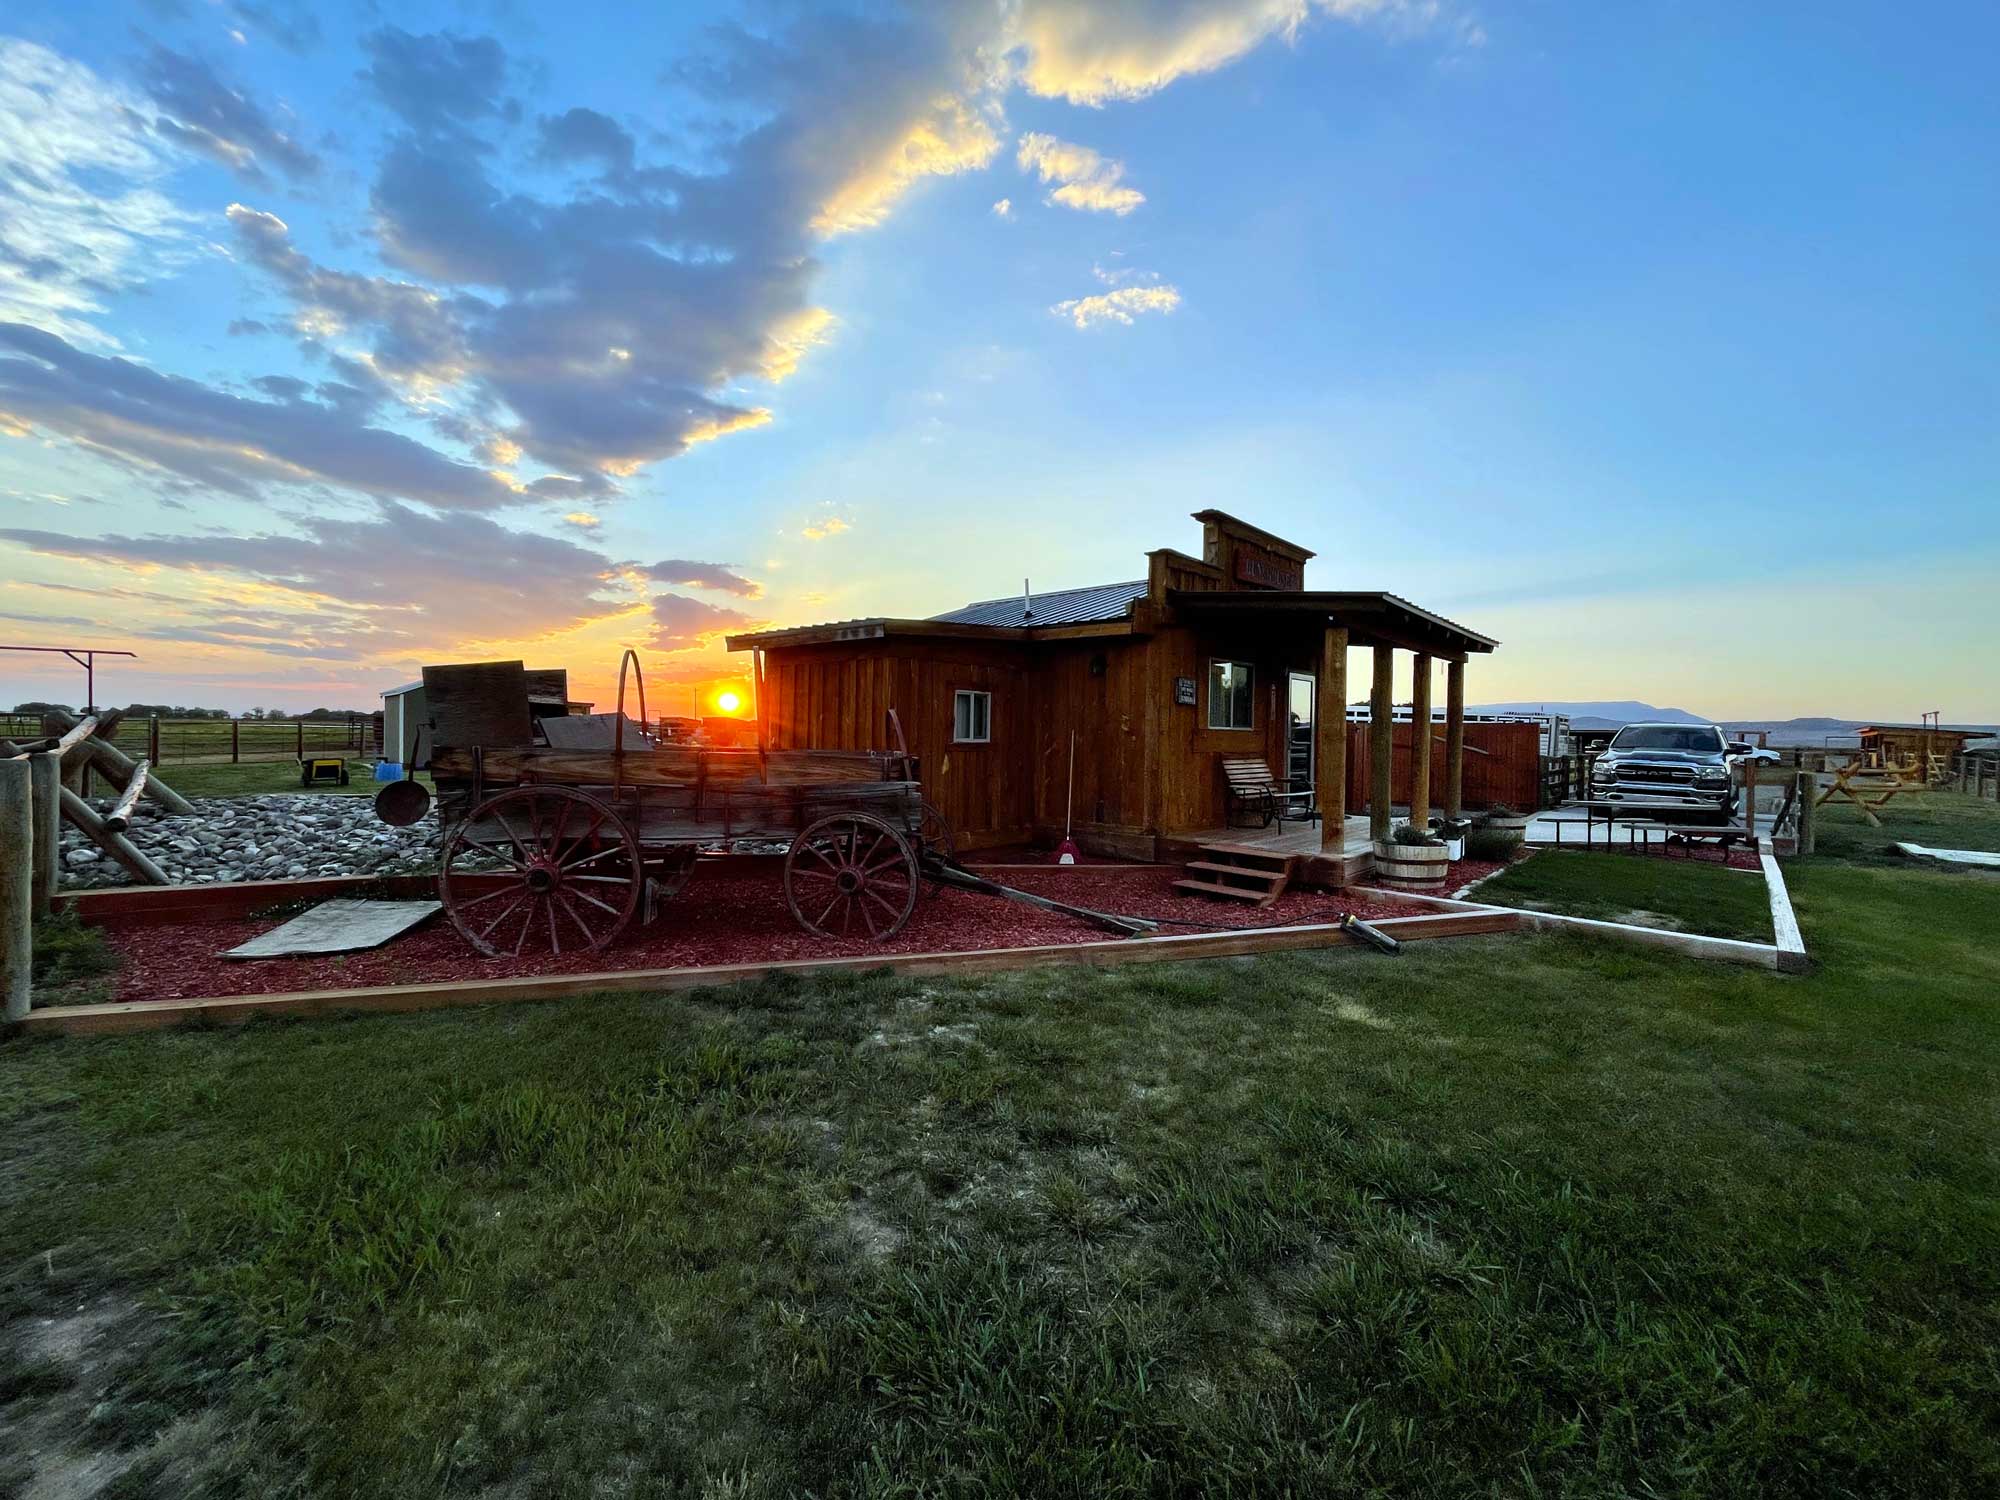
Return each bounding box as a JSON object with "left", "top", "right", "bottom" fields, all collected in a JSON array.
[
  {"left": 645, "top": 558, "right": 763, "bottom": 599},
  {"left": 139, "top": 44, "right": 320, "bottom": 184},
  {"left": 991, "top": 197, "right": 1014, "bottom": 219},
  {"left": 801, "top": 516, "right": 852, "bottom": 540},
  {"left": 649, "top": 591, "right": 759, "bottom": 652},
  {"left": 1052, "top": 282, "right": 1182, "bottom": 329},
  {"left": 0, "top": 40, "right": 195, "bottom": 345},
  {"left": 1016, "top": 132, "right": 1145, "bottom": 215}
]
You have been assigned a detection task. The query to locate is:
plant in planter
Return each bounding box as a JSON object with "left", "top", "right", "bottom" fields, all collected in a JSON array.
[
  {"left": 1480, "top": 802, "right": 1532, "bottom": 832},
  {"left": 1375, "top": 822, "right": 1450, "bottom": 888},
  {"left": 1465, "top": 824, "right": 1524, "bottom": 862}
]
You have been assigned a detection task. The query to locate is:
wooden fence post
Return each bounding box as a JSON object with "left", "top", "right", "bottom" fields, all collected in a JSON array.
[
  {"left": 1, "top": 757, "right": 30, "bottom": 1024},
  {"left": 1794, "top": 769, "right": 1815, "bottom": 856},
  {"left": 148, "top": 715, "right": 160, "bottom": 764},
  {"left": 29, "top": 750, "right": 59, "bottom": 917},
  {"left": 231, "top": 718, "right": 240, "bottom": 763},
  {"left": 296, "top": 720, "right": 304, "bottom": 758}
]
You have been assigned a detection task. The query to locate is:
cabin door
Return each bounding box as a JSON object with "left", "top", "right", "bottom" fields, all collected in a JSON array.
[{"left": 1287, "top": 673, "right": 1315, "bottom": 791}]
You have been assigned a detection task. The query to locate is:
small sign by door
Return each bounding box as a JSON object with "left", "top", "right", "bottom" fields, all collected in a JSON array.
[{"left": 1174, "top": 676, "right": 1197, "bottom": 706}]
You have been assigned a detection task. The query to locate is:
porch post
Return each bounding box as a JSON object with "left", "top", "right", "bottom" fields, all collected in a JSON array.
[
  {"left": 1369, "top": 645, "right": 1394, "bottom": 841},
  {"left": 1409, "top": 653, "right": 1433, "bottom": 829},
  {"left": 1316, "top": 627, "right": 1348, "bottom": 851},
  {"left": 1444, "top": 659, "right": 1466, "bottom": 822}
]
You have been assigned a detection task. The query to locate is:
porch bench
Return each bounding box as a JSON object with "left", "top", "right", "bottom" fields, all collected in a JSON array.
[{"left": 1221, "top": 756, "right": 1317, "bottom": 829}]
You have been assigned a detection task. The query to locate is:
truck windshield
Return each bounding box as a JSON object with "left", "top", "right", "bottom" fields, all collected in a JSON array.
[{"left": 1611, "top": 726, "right": 1724, "bottom": 752}]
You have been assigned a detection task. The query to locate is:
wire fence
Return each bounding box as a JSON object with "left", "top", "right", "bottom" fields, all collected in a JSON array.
[{"left": 1, "top": 713, "right": 380, "bottom": 764}]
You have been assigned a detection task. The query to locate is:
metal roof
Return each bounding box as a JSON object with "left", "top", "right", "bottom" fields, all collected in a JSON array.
[{"left": 930, "top": 579, "right": 1147, "bottom": 628}]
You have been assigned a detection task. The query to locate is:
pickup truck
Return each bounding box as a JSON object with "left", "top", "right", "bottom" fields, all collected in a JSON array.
[{"left": 1587, "top": 722, "right": 1739, "bottom": 821}]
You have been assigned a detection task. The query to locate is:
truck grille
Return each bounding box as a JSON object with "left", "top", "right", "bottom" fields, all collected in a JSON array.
[{"left": 1618, "top": 763, "right": 1694, "bottom": 785}]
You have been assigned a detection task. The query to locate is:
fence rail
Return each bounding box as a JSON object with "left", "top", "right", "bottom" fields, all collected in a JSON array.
[{"left": 1, "top": 714, "right": 380, "bottom": 765}]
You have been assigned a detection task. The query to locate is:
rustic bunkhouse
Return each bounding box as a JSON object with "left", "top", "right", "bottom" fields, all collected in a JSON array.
[{"left": 726, "top": 512, "right": 1501, "bottom": 878}]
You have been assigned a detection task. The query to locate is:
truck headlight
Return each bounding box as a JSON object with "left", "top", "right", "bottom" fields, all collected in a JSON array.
[
  {"left": 1694, "top": 770, "right": 1728, "bottom": 787},
  {"left": 1590, "top": 762, "right": 1615, "bottom": 782}
]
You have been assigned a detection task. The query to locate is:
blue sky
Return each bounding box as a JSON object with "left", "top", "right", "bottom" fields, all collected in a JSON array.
[{"left": 0, "top": 0, "right": 1993, "bottom": 719}]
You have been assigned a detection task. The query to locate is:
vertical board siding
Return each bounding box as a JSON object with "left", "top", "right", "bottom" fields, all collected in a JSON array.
[{"left": 1346, "top": 720, "right": 1540, "bottom": 813}]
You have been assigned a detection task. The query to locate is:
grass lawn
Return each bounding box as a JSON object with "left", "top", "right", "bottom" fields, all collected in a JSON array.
[
  {"left": 1471, "top": 848, "right": 1773, "bottom": 941},
  {"left": 5, "top": 845, "right": 2000, "bottom": 1495},
  {"left": 1811, "top": 782, "right": 2000, "bottom": 865}
]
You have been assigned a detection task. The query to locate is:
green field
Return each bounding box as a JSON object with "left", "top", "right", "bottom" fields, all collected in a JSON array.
[{"left": 4, "top": 796, "right": 1998, "bottom": 1495}]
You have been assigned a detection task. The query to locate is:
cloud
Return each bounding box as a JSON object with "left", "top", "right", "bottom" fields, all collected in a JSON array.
[
  {"left": 1052, "top": 283, "right": 1183, "bottom": 327},
  {"left": 801, "top": 516, "right": 852, "bottom": 540},
  {"left": 0, "top": 321, "right": 519, "bottom": 509},
  {"left": 359, "top": 27, "right": 515, "bottom": 135},
  {"left": 649, "top": 591, "right": 758, "bottom": 652},
  {"left": 0, "top": 40, "right": 195, "bottom": 344},
  {"left": 0, "top": 502, "right": 630, "bottom": 658},
  {"left": 561, "top": 511, "right": 600, "bottom": 530},
  {"left": 992, "top": 198, "right": 1013, "bottom": 219},
  {"left": 1016, "top": 132, "right": 1145, "bottom": 215},
  {"left": 139, "top": 44, "right": 320, "bottom": 183},
  {"left": 644, "top": 559, "right": 763, "bottom": 598},
  {"left": 1011, "top": 0, "right": 1399, "bottom": 106},
  {"left": 534, "top": 107, "right": 636, "bottom": 177}
]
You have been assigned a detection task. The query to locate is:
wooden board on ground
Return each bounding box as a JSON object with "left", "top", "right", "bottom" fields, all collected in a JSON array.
[
  {"left": 224, "top": 898, "right": 441, "bottom": 959},
  {"left": 1893, "top": 842, "right": 2000, "bottom": 869}
]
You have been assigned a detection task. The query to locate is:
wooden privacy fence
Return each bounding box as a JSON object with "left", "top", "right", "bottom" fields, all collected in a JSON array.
[
  {"left": 1344, "top": 720, "right": 1542, "bottom": 814},
  {"left": 1953, "top": 752, "right": 2000, "bottom": 802}
]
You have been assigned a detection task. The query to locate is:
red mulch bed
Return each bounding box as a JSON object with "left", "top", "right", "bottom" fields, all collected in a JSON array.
[{"left": 103, "top": 862, "right": 1430, "bottom": 1003}]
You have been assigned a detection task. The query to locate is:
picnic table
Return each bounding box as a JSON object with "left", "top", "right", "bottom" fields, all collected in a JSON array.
[{"left": 1815, "top": 761, "right": 1923, "bottom": 827}]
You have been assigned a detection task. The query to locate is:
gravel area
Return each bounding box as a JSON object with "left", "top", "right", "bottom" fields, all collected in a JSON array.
[
  {"left": 60, "top": 794, "right": 439, "bottom": 890},
  {"left": 100, "top": 863, "right": 1430, "bottom": 1002}
]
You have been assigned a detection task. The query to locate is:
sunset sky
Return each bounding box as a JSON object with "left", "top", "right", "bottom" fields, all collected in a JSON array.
[{"left": 1, "top": 0, "right": 1994, "bottom": 722}]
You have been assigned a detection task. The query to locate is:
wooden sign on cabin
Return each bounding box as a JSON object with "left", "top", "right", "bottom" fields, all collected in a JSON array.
[{"left": 1231, "top": 540, "right": 1305, "bottom": 591}]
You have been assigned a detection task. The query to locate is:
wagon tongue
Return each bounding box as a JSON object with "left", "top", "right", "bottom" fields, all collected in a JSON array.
[{"left": 925, "top": 860, "right": 1157, "bottom": 937}]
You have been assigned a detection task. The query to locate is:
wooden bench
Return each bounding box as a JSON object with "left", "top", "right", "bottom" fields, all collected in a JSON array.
[{"left": 1221, "top": 756, "right": 1316, "bottom": 829}]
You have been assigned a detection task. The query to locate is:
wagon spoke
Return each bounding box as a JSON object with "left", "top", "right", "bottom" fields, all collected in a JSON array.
[
  {"left": 452, "top": 884, "right": 522, "bottom": 911},
  {"left": 568, "top": 887, "right": 625, "bottom": 918},
  {"left": 461, "top": 837, "right": 530, "bottom": 871},
  {"left": 510, "top": 902, "right": 535, "bottom": 957},
  {"left": 815, "top": 890, "right": 846, "bottom": 930},
  {"left": 800, "top": 841, "right": 841, "bottom": 877},
  {"left": 494, "top": 810, "right": 531, "bottom": 860},
  {"left": 475, "top": 890, "right": 531, "bottom": 944},
  {"left": 859, "top": 893, "right": 881, "bottom": 938},
  {"left": 560, "top": 843, "right": 630, "bottom": 874},
  {"left": 555, "top": 893, "right": 598, "bottom": 944},
  {"left": 552, "top": 809, "right": 605, "bottom": 867}
]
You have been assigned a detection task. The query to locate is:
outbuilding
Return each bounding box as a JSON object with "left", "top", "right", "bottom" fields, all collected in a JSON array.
[{"left": 727, "top": 512, "right": 1502, "bottom": 877}]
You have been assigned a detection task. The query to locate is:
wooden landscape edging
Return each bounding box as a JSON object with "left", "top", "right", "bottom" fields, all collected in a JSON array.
[
  {"left": 17, "top": 908, "right": 1522, "bottom": 1036},
  {"left": 57, "top": 872, "right": 442, "bottom": 928},
  {"left": 1346, "top": 885, "right": 1787, "bottom": 971},
  {"left": 1756, "top": 837, "right": 1811, "bottom": 975}
]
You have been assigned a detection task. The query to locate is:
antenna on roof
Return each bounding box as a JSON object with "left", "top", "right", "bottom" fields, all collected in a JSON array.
[{"left": 1022, "top": 578, "right": 1032, "bottom": 620}]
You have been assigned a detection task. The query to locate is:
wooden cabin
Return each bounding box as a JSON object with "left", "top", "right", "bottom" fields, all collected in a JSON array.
[
  {"left": 1856, "top": 723, "right": 1991, "bottom": 771},
  {"left": 727, "top": 512, "right": 1498, "bottom": 873}
]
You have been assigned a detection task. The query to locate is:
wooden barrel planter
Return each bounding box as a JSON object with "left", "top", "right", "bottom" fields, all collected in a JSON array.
[
  {"left": 1373, "top": 839, "right": 1451, "bottom": 891},
  {"left": 1483, "top": 811, "right": 1532, "bottom": 833}
]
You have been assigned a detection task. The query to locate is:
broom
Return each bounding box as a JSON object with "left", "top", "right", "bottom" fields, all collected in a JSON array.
[{"left": 1053, "top": 730, "right": 1081, "bottom": 865}]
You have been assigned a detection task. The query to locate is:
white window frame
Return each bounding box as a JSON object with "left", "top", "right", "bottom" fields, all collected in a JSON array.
[
  {"left": 1208, "top": 660, "right": 1255, "bottom": 731},
  {"left": 953, "top": 689, "right": 991, "bottom": 744}
]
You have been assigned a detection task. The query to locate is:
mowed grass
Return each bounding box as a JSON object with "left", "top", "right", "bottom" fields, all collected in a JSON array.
[
  {"left": 1472, "top": 847, "right": 1774, "bottom": 940},
  {"left": 1811, "top": 780, "right": 2000, "bottom": 864},
  {"left": 4, "top": 850, "right": 1999, "bottom": 1496}
]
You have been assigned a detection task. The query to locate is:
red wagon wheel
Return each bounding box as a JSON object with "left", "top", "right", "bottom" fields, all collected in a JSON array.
[
  {"left": 785, "top": 812, "right": 918, "bottom": 941},
  {"left": 440, "top": 785, "right": 642, "bottom": 958}
]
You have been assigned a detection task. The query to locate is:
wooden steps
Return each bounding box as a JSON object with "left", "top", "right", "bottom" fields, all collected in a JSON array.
[{"left": 1173, "top": 843, "right": 1296, "bottom": 906}]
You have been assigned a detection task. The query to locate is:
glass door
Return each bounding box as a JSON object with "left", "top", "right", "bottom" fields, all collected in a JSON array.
[{"left": 1287, "top": 673, "right": 1314, "bottom": 791}]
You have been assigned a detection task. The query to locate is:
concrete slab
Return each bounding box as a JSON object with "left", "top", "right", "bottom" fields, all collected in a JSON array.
[{"left": 224, "top": 898, "right": 441, "bottom": 959}]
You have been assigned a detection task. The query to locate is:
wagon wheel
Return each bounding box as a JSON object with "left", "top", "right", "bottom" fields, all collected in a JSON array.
[
  {"left": 917, "top": 798, "right": 955, "bottom": 895},
  {"left": 440, "top": 785, "right": 642, "bottom": 958},
  {"left": 785, "top": 812, "right": 918, "bottom": 941}
]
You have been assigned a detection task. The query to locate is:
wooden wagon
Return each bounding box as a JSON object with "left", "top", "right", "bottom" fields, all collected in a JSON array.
[{"left": 383, "top": 655, "right": 951, "bottom": 957}]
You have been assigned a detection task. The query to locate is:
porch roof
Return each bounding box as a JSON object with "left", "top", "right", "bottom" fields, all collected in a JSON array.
[{"left": 1166, "top": 589, "right": 1498, "bottom": 660}]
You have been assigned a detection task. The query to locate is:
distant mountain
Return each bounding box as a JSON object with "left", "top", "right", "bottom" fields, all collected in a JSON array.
[{"left": 1469, "top": 700, "right": 1709, "bottom": 726}]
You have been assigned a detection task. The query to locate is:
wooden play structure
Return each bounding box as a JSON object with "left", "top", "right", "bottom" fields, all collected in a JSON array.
[{"left": 0, "top": 710, "right": 197, "bottom": 889}]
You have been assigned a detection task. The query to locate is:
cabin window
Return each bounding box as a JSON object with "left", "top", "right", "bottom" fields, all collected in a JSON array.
[
  {"left": 953, "top": 690, "right": 991, "bottom": 744},
  {"left": 1208, "top": 660, "right": 1255, "bottom": 730}
]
